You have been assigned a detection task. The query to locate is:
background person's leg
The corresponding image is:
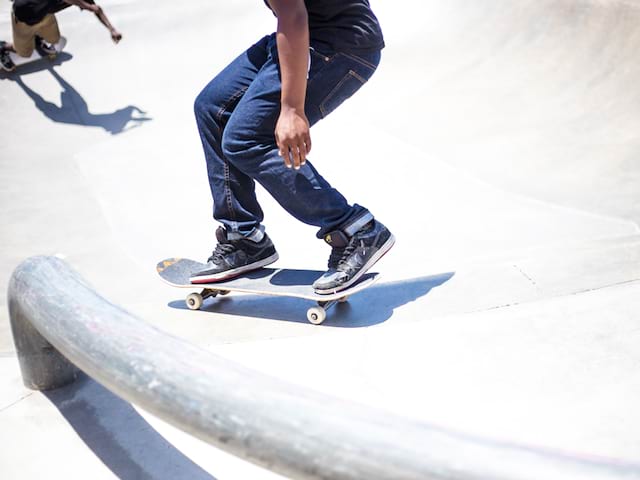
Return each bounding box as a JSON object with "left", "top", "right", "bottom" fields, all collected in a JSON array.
[
  {"left": 12, "top": 12, "right": 36, "bottom": 57},
  {"left": 37, "top": 14, "right": 61, "bottom": 45}
]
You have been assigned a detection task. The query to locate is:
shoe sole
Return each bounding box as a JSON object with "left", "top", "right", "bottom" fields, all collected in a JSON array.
[
  {"left": 313, "top": 234, "right": 396, "bottom": 295},
  {"left": 189, "top": 252, "right": 279, "bottom": 284}
]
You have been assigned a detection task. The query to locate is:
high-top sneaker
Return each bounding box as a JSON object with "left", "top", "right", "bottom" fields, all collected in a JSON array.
[
  {"left": 190, "top": 227, "right": 279, "bottom": 283},
  {"left": 313, "top": 220, "right": 394, "bottom": 294}
]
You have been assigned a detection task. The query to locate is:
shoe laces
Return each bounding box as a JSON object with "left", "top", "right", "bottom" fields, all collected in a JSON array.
[
  {"left": 208, "top": 242, "right": 237, "bottom": 264},
  {"left": 332, "top": 237, "right": 365, "bottom": 271}
]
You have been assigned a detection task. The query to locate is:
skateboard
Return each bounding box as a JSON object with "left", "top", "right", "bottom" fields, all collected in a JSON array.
[
  {"left": 1, "top": 36, "right": 67, "bottom": 72},
  {"left": 156, "top": 258, "right": 380, "bottom": 325}
]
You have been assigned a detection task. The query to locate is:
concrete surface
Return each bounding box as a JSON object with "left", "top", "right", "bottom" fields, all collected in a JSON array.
[{"left": 1, "top": 0, "right": 640, "bottom": 478}]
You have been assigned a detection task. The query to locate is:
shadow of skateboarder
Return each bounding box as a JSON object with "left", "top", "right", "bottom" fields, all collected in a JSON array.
[{"left": 12, "top": 66, "right": 152, "bottom": 134}]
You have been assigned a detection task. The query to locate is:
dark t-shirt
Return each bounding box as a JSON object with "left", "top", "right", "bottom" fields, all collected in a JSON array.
[
  {"left": 13, "top": 0, "right": 94, "bottom": 25},
  {"left": 13, "top": 0, "right": 59, "bottom": 25},
  {"left": 264, "top": 0, "right": 385, "bottom": 53}
]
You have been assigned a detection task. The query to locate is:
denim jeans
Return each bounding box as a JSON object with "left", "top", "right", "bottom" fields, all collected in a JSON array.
[{"left": 194, "top": 33, "right": 381, "bottom": 240}]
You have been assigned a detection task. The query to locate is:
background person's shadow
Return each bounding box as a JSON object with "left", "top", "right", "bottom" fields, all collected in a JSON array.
[{"left": 11, "top": 65, "right": 151, "bottom": 135}]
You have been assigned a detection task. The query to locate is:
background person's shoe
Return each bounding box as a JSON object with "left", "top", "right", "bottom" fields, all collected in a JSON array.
[
  {"left": 0, "top": 41, "right": 15, "bottom": 71},
  {"left": 35, "top": 36, "right": 57, "bottom": 58},
  {"left": 0, "top": 50, "right": 15, "bottom": 71},
  {"left": 190, "top": 227, "right": 279, "bottom": 283}
]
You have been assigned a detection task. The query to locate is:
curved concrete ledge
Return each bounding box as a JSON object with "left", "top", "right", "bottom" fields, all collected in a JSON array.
[{"left": 7, "top": 256, "right": 640, "bottom": 480}]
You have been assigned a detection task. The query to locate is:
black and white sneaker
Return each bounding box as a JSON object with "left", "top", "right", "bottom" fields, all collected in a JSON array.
[
  {"left": 190, "top": 227, "right": 279, "bottom": 284},
  {"left": 0, "top": 42, "right": 15, "bottom": 71},
  {"left": 35, "top": 36, "right": 57, "bottom": 58},
  {"left": 313, "top": 220, "right": 395, "bottom": 294}
]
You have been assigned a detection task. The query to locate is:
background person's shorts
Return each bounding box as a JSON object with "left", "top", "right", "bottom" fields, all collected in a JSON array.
[{"left": 12, "top": 12, "right": 60, "bottom": 57}]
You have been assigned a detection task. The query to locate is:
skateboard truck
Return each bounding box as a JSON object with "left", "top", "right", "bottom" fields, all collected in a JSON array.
[
  {"left": 185, "top": 287, "right": 348, "bottom": 325},
  {"left": 307, "top": 296, "right": 349, "bottom": 324},
  {"left": 185, "top": 288, "right": 230, "bottom": 310}
]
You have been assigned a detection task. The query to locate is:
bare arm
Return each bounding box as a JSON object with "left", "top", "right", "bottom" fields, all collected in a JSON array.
[
  {"left": 64, "top": 0, "right": 122, "bottom": 44},
  {"left": 267, "top": 0, "right": 311, "bottom": 169}
]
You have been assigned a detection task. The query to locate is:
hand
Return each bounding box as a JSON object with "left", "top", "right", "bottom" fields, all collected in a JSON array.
[
  {"left": 111, "top": 30, "right": 122, "bottom": 44},
  {"left": 275, "top": 107, "right": 311, "bottom": 170}
]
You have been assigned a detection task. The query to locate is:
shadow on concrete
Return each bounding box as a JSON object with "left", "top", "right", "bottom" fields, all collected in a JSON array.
[
  {"left": 169, "top": 272, "right": 455, "bottom": 327},
  {"left": 44, "top": 373, "right": 216, "bottom": 480},
  {"left": 8, "top": 66, "right": 151, "bottom": 135}
]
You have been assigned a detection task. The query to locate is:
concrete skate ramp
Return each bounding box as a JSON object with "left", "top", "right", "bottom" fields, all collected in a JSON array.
[
  {"left": 378, "top": 0, "right": 640, "bottom": 225},
  {"left": 2, "top": 0, "right": 640, "bottom": 478}
]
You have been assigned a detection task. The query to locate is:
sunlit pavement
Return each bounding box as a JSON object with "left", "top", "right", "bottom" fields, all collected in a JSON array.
[{"left": 1, "top": 1, "right": 639, "bottom": 478}]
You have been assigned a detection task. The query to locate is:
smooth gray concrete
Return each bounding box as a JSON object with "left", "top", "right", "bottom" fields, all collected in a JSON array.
[{"left": 1, "top": 0, "right": 640, "bottom": 478}]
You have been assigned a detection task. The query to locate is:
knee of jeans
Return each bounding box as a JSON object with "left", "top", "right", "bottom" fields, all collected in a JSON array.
[
  {"left": 221, "top": 127, "right": 241, "bottom": 162},
  {"left": 194, "top": 90, "right": 224, "bottom": 136},
  {"left": 193, "top": 90, "right": 209, "bottom": 120},
  {"left": 220, "top": 124, "right": 253, "bottom": 163}
]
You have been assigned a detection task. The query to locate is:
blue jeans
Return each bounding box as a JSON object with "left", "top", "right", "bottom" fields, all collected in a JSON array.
[{"left": 194, "top": 34, "right": 381, "bottom": 240}]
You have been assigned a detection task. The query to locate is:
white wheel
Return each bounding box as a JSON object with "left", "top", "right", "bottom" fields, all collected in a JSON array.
[
  {"left": 186, "top": 293, "right": 203, "bottom": 310},
  {"left": 338, "top": 296, "right": 349, "bottom": 303},
  {"left": 307, "top": 307, "right": 326, "bottom": 325}
]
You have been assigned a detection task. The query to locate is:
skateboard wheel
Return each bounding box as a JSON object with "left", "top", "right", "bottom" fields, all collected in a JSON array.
[
  {"left": 338, "top": 296, "right": 349, "bottom": 303},
  {"left": 186, "top": 293, "right": 203, "bottom": 310},
  {"left": 307, "top": 307, "right": 326, "bottom": 325}
]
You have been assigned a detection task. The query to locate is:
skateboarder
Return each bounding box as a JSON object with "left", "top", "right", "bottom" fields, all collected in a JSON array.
[
  {"left": 0, "top": 0, "right": 122, "bottom": 72},
  {"left": 192, "top": 0, "right": 394, "bottom": 293}
]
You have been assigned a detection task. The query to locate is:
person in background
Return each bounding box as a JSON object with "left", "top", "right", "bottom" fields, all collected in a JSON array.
[{"left": 0, "top": 0, "right": 122, "bottom": 71}]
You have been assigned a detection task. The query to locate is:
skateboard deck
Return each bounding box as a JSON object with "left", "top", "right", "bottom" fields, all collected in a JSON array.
[
  {"left": 1, "top": 36, "right": 67, "bottom": 72},
  {"left": 156, "top": 257, "right": 380, "bottom": 324}
]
